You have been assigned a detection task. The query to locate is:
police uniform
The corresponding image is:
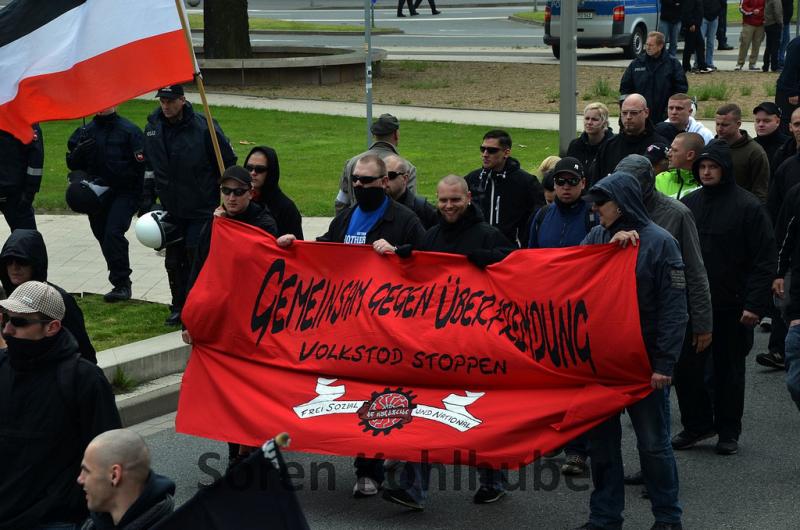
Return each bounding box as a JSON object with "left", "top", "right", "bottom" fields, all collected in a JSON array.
[
  {"left": 0, "top": 125, "right": 43, "bottom": 230},
  {"left": 66, "top": 112, "right": 144, "bottom": 301}
]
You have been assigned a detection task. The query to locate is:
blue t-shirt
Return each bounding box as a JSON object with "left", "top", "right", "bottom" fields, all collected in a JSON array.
[{"left": 344, "top": 197, "right": 389, "bottom": 244}]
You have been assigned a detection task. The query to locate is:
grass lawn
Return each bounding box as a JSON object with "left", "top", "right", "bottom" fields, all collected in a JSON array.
[
  {"left": 38, "top": 100, "right": 559, "bottom": 217},
  {"left": 75, "top": 293, "right": 170, "bottom": 351},
  {"left": 513, "top": 11, "right": 545, "bottom": 24},
  {"left": 187, "top": 14, "right": 397, "bottom": 33}
]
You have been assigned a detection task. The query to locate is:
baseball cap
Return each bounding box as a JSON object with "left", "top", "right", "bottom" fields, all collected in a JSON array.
[
  {"left": 370, "top": 114, "right": 400, "bottom": 136},
  {"left": 155, "top": 85, "right": 184, "bottom": 99},
  {"left": 583, "top": 187, "right": 612, "bottom": 204},
  {"left": 552, "top": 157, "right": 584, "bottom": 179},
  {"left": 0, "top": 281, "right": 65, "bottom": 321},
  {"left": 644, "top": 143, "right": 669, "bottom": 164},
  {"left": 753, "top": 101, "right": 781, "bottom": 117},
  {"left": 220, "top": 166, "right": 252, "bottom": 186}
]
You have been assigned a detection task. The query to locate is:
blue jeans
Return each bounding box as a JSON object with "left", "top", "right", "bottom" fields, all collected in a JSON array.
[
  {"left": 778, "top": 23, "right": 790, "bottom": 68},
  {"left": 783, "top": 325, "right": 800, "bottom": 412},
  {"left": 660, "top": 20, "right": 681, "bottom": 58},
  {"left": 702, "top": 17, "right": 719, "bottom": 67},
  {"left": 396, "top": 462, "right": 506, "bottom": 504},
  {"left": 587, "top": 388, "right": 681, "bottom": 529}
]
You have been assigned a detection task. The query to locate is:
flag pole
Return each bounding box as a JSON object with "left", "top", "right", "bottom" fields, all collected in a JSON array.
[{"left": 174, "top": 0, "right": 226, "bottom": 176}]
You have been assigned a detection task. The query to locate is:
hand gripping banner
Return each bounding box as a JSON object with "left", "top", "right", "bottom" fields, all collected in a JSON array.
[{"left": 176, "top": 218, "right": 653, "bottom": 468}]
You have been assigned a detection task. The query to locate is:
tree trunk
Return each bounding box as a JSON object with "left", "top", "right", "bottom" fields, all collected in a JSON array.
[{"left": 203, "top": 0, "right": 252, "bottom": 59}]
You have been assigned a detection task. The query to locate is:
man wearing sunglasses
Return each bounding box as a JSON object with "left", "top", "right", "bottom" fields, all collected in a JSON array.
[
  {"left": 464, "top": 129, "right": 544, "bottom": 247},
  {"left": 385, "top": 155, "right": 437, "bottom": 229},
  {"left": 0, "top": 281, "right": 121, "bottom": 530},
  {"left": 335, "top": 114, "right": 417, "bottom": 215}
]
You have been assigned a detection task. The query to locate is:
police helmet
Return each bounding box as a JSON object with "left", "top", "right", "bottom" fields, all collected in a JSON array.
[
  {"left": 134, "top": 211, "right": 183, "bottom": 251},
  {"left": 65, "top": 180, "right": 110, "bottom": 215}
]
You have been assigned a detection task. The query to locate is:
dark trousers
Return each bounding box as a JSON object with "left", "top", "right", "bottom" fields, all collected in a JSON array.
[
  {"left": 355, "top": 456, "right": 385, "bottom": 483},
  {"left": 682, "top": 27, "right": 707, "bottom": 71},
  {"left": 397, "top": 0, "right": 414, "bottom": 15},
  {"left": 763, "top": 24, "right": 782, "bottom": 71},
  {"left": 0, "top": 190, "right": 36, "bottom": 231},
  {"left": 717, "top": 6, "right": 728, "bottom": 47},
  {"left": 768, "top": 302, "right": 787, "bottom": 354},
  {"left": 413, "top": 0, "right": 438, "bottom": 12},
  {"left": 88, "top": 192, "right": 137, "bottom": 288},
  {"left": 776, "top": 90, "right": 800, "bottom": 136},
  {"left": 164, "top": 217, "right": 205, "bottom": 312},
  {"left": 674, "top": 309, "right": 753, "bottom": 440}
]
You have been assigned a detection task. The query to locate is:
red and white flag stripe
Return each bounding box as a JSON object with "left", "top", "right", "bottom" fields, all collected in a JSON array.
[{"left": 0, "top": 0, "right": 195, "bottom": 142}]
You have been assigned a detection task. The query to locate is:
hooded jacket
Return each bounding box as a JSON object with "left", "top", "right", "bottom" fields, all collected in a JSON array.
[
  {"left": 617, "top": 155, "right": 712, "bottom": 335},
  {"left": 80, "top": 472, "right": 175, "bottom": 530},
  {"left": 590, "top": 121, "right": 668, "bottom": 185},
  {"left": 420, "top": 204, "right": 515, "bottom": 263},
  {"left": 566, "top": 128, "right": 615, "bottom": 172},
  {"left": 619, "top": 52, "right": 689, "bottom": 123},
  {"left": 582, "top": 172, "right": 688, "bottom": 376},
  {"left": 727, "top": 130, "right": 770, "bottom": 203},
  {"left": 0, "top": 330, "right": 121, "bottom": 530},
  {"left": 143, "top": 102, "right": 237, "bottom": 220},
  {"left": 0, "top": 230, "right": 96, "bottom": 363},
  {"left": 681, "top": 140, "right": 777, "bottom": 317},
  {"left": 397, "top": 188, "right": 438, "bottom": 229},
  {"left": 245, "top": 146, "right": 304, "bottom": 239},
  {"left": 655, "top": 168, "right": 701, "bottom": 200},
  {"left": 464, "top": 157, "right": 545, "bottom": 246}
]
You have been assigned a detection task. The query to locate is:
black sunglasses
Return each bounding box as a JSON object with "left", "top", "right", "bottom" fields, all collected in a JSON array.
[
  {"left": 1, "top": 312, "right": 52, "bottom": 328},
  {"left": 220, "top": 186, "right": 249, "bottom": 196},
  {"left": 555, "top": 176, "right": 582, "bottom": 187},
  {"left": 351, "top": 174, "right": 382, "bottom": 184},
  {"left": 245, "top": 164, "right": 267, "bottom": 174},
  {"left": 387, "top": 171, "right": 405, "bottom": 180},
  {"left": 479, "top": 145, "right": 502, "bottom": 154}
]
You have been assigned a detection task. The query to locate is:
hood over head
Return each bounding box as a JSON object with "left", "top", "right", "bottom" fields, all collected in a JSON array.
[
  {"left": 691, "top": 139, "right": 734, "bottom": 188},
  {"left": 0, "top": 229, "right": 48, "bottom": 295},
  {"left": 615, "top": 154, "right": 656, "bottom": 203},
  {"left": 245, "top": 145, "right": 281, "bottom": 195},
  {"left": 588, "top": 171, "right": 650, "bottom": 230}
]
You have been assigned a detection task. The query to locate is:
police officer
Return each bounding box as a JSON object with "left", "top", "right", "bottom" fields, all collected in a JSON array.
[
  {"left": 140, "top": 85, "right": 237, "bottom": 326},
  {"left": 66, "top": 106, "right": 144, "bottom": 302},
  {"left": 0, "top": 124, "right": 43, "bottom": 230}
]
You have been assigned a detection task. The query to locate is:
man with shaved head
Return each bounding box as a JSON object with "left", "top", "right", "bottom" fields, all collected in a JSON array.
[
  {"left": 590, "top": 94, "right": 668, "bottom": 184},
  {"left": 78, "top": 429, "right": 175, "bottom": 529}
]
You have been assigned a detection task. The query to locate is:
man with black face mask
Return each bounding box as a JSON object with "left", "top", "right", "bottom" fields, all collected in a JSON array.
[
  {"left": 0, "top": 281, "right": 121, "bottom": 529},
  {"left": 277, "top": 154, "right": 424, "bottom": 498}
]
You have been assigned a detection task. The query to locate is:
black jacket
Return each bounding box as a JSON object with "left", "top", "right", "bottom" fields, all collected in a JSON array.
[
  {"left": 398, "top": 188, "right": 438, "bottom": 229},
  {"left": 755, "top": 128, "right": 791, "bottom": 175},
  {"left": 81, "top": 472, "right": 175, "bottom": 530},
  {"left": 619, "top": 52, "right": 689, "bottom": 122},
  {"left": 681, "top": 140, "right": 777, "bottom": 317},
  {"left": 66, "top": 113, "right": 144, "bottom": 194},
  {"left": 143, "top": 102, "right": 237, "bottom": 220},
  {"left": 775, "top": 185, "right": 800, "bottom": 319},
  {"left": 777, "top": 36, "right": 800, "bottom": 97},
  {"left": 768, "top": 153, "right": 800, "bottom": 222},
  {"left": 702, "top": 0, "right": 724, "bottom": 19},
  {"left": 0, "top": 125, "right": 43, "bottom": 195},
  {"left": 0, "top": 229, "right": 96, "bottom": 363},
  {"left": 0, "top": 331, "right": 121, "bottom": 529},
  {"left": 682, "top": 0, "right": 704, "bottom": 27},
  {"left": 189, "top": 202, "right": 279, "bottom": 293},
  {"left": 566, "top": 128, "right": 614, "bottom": 172},
  {"left": 783, "top": 0, "right": 794, "bottom": 24},
  {"left": 318, "top": 198, "right": 425, "bottom": 247},
  {"left": 245, "top": 146, "right": 304, "bottom": 239},
  {"left": 464, "top": 157, "right": 544, "bottom": 246},
  {"left": 771, "top": 135, "right": 798, "bottom": 173},
  {"left": 590, "top": 122, "right": 668, "bottom": 185},
  {"left": 661, "top": 0, "right": 683, "bottom": 21},
  {"left": 420, "top": 204, "right": 515, "bottom": 264}
]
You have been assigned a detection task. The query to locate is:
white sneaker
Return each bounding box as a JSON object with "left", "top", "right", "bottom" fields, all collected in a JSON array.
[{"left": 353, "top": 476, "right": 380, "bottom": 498}]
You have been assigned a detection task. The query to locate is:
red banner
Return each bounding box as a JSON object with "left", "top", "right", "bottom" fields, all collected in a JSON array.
[{"left": 176, "top": 218, "right": 652, "bottom": 468}]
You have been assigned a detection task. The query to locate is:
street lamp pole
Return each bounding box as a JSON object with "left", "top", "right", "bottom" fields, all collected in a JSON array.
[
  {"left": 559, "top": 0, "right": 577, "bottom": 156},
  {"left": 364, "top": 0, "right": 373, "bottom": 149}
]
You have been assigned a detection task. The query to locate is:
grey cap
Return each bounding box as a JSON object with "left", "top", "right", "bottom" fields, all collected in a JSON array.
[{"left": 0, "top": 281, "right": 65, "bottom": 320}]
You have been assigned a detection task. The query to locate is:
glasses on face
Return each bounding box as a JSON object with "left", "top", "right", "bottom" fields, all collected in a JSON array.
[
  {"left": 621, "top": 109, "right": 645, "bottom": 117},
  {"left": 1, "top": 312, "right": 52, "bottom": 328},
  {"left": 220, "top": 186, "right": 249, "bottom": 196},
  {"left": 555, "top": 176, "right": 582, "bottom": 187},
  {"left": 387, "top": 171, "right": 405, "bottom": 181},
  {"left": 479, "top": 145, "right": 502, "bottom": 154},
  {"left": 245, "top": 164, "right": 267, "bottom": 174},
  {"left": 351, "top": 174, "right": 382, "bottom": 184}
]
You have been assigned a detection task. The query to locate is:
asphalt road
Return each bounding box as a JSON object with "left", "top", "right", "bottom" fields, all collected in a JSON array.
[{"left": 143, "top": 326, "right": 800, "bottom": 529}]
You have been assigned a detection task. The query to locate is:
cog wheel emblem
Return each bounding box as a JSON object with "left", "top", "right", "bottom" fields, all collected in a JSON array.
[{"left": 357, "top": 387, "right": 417, "bottom": 436}]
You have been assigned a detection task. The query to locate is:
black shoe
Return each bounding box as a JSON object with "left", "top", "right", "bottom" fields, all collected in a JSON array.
[
  {"left": 671, "top": 429, "right": 716, "bottom": 449},
  {"left": 397, "top": 13, "right": 406, "bottom": 17},
  {"left": 473, "top": 486, "right": 506, "bottom": 504},
  {"left": 164, "top": 310, "right": 182, "bottom": 327},
  {"left": 715, "top": 438, "right": 738, "bottom": 455},
  {"left": 718, "top": 44, "right": 734, "bottom": 50},
  {"left": 651, "top": 523, "right": 683, "bottom": 530},
  {"left": 104, "top": 284, "right": 131, "bottom": 303},
  {"left": 756, "top": 351, "right": 785, "bottom": 369},
  {"left": 624, "top": 470, "right": 644, "bottom": 485},
  {"left": 432, "top": 9, "right": 441, "bottom": 15},
  {"left": 382, "top": 488, "right": 423, "bottom": 510},
  {"left": 410, "top": 10, "right": 419, "bottom": 16}
]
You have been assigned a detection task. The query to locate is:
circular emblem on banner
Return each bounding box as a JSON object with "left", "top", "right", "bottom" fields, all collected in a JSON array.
[{"left": 357, "top": 387, "right": 417, "bottom": 436}]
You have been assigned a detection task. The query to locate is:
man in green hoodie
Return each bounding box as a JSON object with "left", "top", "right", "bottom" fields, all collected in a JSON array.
[{"left": 656, "top": 132, "right": 705, "bottom": 199}]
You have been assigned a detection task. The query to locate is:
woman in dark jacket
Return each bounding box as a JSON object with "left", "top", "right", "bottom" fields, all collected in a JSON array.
[
  {"left": 243, "top": 146, "right": 304, "bottom": 240},
  {"left": 0, "top": 229, "right": 97, "bottom": 363}
]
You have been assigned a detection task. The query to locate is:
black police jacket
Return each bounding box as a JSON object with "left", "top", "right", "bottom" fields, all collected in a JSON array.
[
  {"left": 66, "top": 113, "right": 144, "bottom": 194},
  {"left": 143, "top": 102, "right": 237, "bottom": 220},
  {"left": 619, "top": 52, "right": 689, "bottom": 123},
  {"left": 0, "top": 125, "right": 43, "bottom": 195}
]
